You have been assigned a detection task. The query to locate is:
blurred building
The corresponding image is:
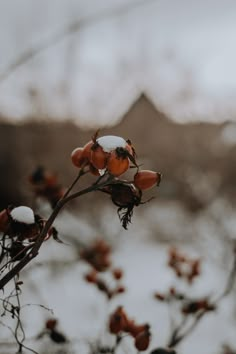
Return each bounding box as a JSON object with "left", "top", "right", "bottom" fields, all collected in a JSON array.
[{"left": 0, "top": 94, "right": 233, "bottom": 210}]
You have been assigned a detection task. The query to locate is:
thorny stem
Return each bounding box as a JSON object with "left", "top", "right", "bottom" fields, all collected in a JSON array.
[
  {"left": 0, "top": 173, "right": 114, "bottom": 290},
  {"left": 167, "top": 246, "right": 236, "bottom": 348}
]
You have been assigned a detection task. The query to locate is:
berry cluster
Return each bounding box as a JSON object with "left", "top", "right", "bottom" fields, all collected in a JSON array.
[
  {"left": 71, "top": 133, "right": 161, "bottom": 228},
  {"left": 80, "top": 239, "right": 111, "bottom": 272},
  {"left": 80, "top": 239, "right": 125, "bottom": 299},
  {"left": 154, "top": 287, "right": 215, "bottom": 315},
  {"left": 168, "top": 247, "right": 200, "bottom": 283},
  {"left": 109, "top": 306, "right": 151, "bottom": 351},
  {"left": 71, "top": 133, "right": 136, "bottom": 176}
]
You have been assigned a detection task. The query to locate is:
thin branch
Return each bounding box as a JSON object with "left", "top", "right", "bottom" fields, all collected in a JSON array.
[
  {"left": 167, "top": 316, "right": 188, "bottom": 347},
  {"left": 14, "top": 277, "right": 25, "bottom": 353},
  {"left": 61, "top": 168, "right": 87, "bottom": 199},
  {"left": 0, "top": 243, "right": 35, "bottom": 274},
  {"left": 168, "top": 310, "right": 205, "bottom": 347},
  {"left": 21, "top": 303, "right": 53, "bottom": 314},
  {"left": 0, "top": 174, "right": 114, "bottom": 290},
  {"left": 167, "top": 248, "right": 236, "bottom": 348},
  {"left": 0, "top": 279, "right": 38, "bottom": 354}
]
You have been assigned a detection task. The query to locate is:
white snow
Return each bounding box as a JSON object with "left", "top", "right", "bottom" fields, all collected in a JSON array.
[
  {"left": 97, "top": 135, "right": 127, "bottom": 152},
  {"left": 10, "top": 206, "right": 35, "bottom": 224},
  {"left": 98, "top": 168, "right": 106, "bottom": 176}
]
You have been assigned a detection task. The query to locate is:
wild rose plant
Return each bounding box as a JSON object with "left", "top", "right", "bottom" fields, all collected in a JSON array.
[{"left": 0, "top": 132, "right": 162, "bottom": 353}]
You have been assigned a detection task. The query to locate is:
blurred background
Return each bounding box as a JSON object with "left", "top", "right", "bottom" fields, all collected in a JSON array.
[
  {"left": 1, "top": 1, "right": 236, "bottom": 354},
  {"left": 1, "top": 0, "right": 236, "bottom": 208}
]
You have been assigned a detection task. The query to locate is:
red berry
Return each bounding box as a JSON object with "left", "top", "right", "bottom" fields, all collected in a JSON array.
[
  {"left": 107, "top": 151, "right": 129, "bottom": 176},
  {"left": 71, "top": 147, "right": 87, "bottom": 168},
  {"left": 135, "top": 329, "right": 151, "bottom": 351},
  {"left": 134, "top": 170, "right": 162, "bottom": 191},
  {"left": 84, "top": 270, "right": 97, "bottom": 283},
  {"left": 112, "top": 268, "right": 123, "bottom": 280},
  {"left": 91, "top": 144, "right": 109, "bottom": 169},
  {"left": 46, "top": 318, "right": 57, "bottom": 330}
]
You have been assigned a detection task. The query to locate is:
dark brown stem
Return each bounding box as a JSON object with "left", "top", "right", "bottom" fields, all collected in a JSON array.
[
  {"left": 169, "top": 311, "right": 205, "bottom": 347},
  {"left": 0, "top": 243, "right": 35, "bottom": 274},
  {"left": 167, "top": 316, "right": 188, "bottom": 347},
  {"left": 0, "top": 175, "right": 111, "bottom": 290},
  {"left": 62, "top": 168, "right": 87, "bottom": 199}
]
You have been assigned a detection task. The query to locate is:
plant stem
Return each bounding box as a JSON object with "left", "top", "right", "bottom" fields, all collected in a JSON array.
[
  {"left": 167, "top": 248, "right": 236, "bottom": 348},
  {"left": 0, "top": 175, "right": 111, "bottom": 290}
]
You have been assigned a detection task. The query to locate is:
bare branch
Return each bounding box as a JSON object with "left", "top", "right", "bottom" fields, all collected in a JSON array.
[
  {"left": 0, "top": 172, "right": 115, "bottom": 290},
  {"left": 167, "top": 247, "right": 236, "bottom": 348}
]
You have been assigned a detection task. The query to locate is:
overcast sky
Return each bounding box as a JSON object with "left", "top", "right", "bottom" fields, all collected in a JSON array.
[{"left": 0, "top": 0, "right": 236, "bottom": 127}]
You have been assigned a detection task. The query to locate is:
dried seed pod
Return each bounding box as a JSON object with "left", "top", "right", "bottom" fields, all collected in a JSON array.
[{"left": 50, "top": 330, "right": 67, "bottom": 343}]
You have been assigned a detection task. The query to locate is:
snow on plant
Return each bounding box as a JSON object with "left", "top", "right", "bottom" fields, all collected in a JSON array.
[
  {"left": 0, "top": 131, "right": 162, "bottom": 353},
  {"left": 10, "top": 206, "right": 35, "bottom": 225},
  {"left": 0, "top": 131, "right": 235, "bottom": 354}
]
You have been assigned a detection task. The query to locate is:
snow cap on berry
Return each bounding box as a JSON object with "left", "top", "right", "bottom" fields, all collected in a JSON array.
[
  {"left": 10, "top": 206, "right": 35, "bottom": 224},
  {"left": 96, "top": 136, "right": 126, "bottom": 153}
]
